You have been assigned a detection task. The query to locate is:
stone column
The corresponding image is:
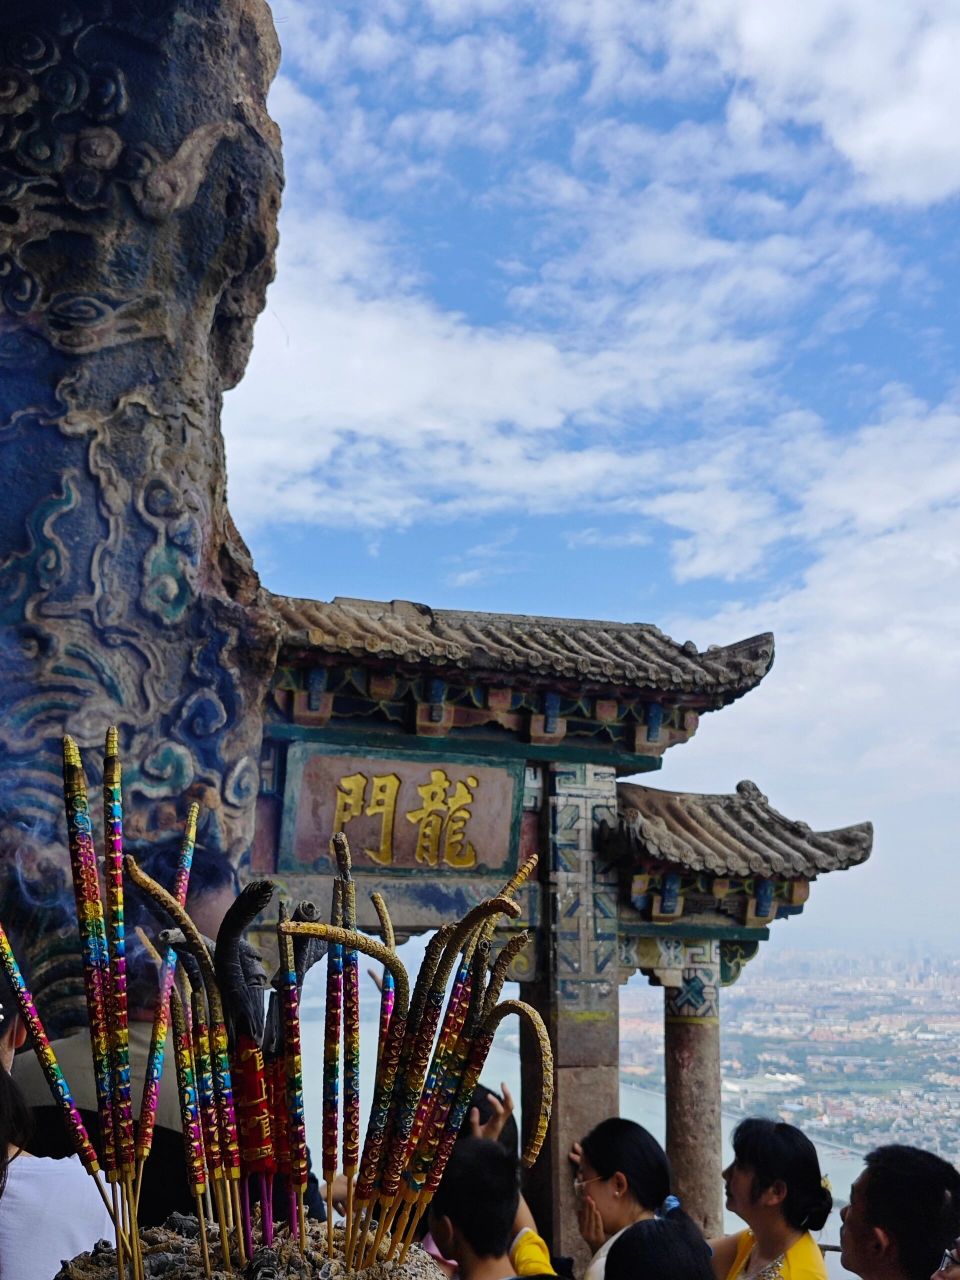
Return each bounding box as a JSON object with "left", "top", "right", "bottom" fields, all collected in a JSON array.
[
  {"left": 657, "top": 940, "right": 724, "bottom": 1234},
  {"left": 0, "top": 0, "right": 283, "bottom": 872},
  {"left": 520, "top": 761, "right": 620, "bottom": 1269}
]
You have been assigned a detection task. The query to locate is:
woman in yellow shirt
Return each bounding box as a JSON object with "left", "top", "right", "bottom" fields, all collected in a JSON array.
[{"left": 710, "top": 1119, "right": 832, "bottom": 1280}]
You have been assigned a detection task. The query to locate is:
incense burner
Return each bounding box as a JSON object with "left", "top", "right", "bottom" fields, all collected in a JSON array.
[{"left": 54, "top": 1216, "right": 445, "bottom": 1280}]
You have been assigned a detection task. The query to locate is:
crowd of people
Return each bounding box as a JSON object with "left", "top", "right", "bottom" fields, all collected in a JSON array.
[
  {"left": 0, "top": 848, "right": 957, "bottom": 1279},
  {"left": 424, "top": 1105, "right": 960, "bottom": 1280}
]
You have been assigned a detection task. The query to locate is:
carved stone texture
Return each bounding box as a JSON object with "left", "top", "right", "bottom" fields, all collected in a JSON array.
[
  {"left": 0, "top": 0, "right": 283, "bottom": 860},
  {"left": 520, "top": 761, "right": 620, "bottom": 1272}
]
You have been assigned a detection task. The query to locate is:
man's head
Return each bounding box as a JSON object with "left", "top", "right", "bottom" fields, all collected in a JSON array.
[
  {"left": 840, "top": 1146, "right": 960, "bottom": 1280},
  {"left": 429, "top": 1138, "right": 519, "bottom": 1265}
]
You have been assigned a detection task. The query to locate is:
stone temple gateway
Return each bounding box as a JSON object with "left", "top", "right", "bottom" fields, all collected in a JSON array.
[
  {"left": 256, "top": 599, "right": 870, "bottom": 1254},
  {"left": 0, "top": 0, "right": 872, "bottom": 1267}
]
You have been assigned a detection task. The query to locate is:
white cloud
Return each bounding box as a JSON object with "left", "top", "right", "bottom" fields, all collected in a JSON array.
[
  {"left": 272, "top": 0, "right": 960, "bottom": 205},
  {"left": 239, "top": 0, "right": 960, "bottom": 948},
  {"left": 654, "top": 1, "right": 960, "bottom": 205},
  {"left": 647, "top": 392, "right": 960, "bottom": 940},
  {"left": 224, "top": 199, "right": 787, "bottom": 529},
  {"left": 565, "top": 527, "right": 652, "bottom": 550}
]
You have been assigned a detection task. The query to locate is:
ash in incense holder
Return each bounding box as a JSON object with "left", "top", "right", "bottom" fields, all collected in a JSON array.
[
  {"left": 54, "top": 1215, "right": 443, "bottom": 1280},
  {"left": 5, "top": 735, "right": 553, "bottom": 1280}
]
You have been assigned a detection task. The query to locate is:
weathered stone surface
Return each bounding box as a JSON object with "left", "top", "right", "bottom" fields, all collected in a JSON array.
[
  {"left": 0, "top": 0, "right": 283, "bottom": 862},
  {"left": 665, "top": 1017, "right": 723, "bottom": 1235}
]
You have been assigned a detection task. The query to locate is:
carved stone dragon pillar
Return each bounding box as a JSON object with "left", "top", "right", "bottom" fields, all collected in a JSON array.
[{"left": 0, "top": 0, "right": 283, "bottom": 862}]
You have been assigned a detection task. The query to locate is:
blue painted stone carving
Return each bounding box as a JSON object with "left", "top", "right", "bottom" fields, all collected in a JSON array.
[{"left": 0, "top": 0, "right": 283, "bottom": 863}]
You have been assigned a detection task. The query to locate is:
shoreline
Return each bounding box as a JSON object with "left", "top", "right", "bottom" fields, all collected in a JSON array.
[{"left": 619, "top": 1074, "right": 862, "bottom": 1161}]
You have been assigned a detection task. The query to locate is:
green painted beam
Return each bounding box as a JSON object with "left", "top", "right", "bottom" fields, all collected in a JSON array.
[
  {"left": 620, "top": 922, "right": 771, "bottom": 942},
  {"left": 264, "top": 721, "right": 664, "bottom": 773}
]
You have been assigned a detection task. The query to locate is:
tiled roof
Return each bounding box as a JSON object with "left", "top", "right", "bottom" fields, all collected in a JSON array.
[
  {"left": 272, "top": 594, "right": 774, "bottom": 701},
  {"left": 609, "top": 780, "right": 872, "bottom": 877}
]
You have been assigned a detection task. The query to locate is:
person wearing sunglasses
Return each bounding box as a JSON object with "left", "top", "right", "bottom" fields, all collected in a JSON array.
[
  {"left": 570, "top": 1118, "right": 678, "bottom": 1280},
  {"left": 838, "top": 1145, "right": 960, "bottom": 1280}
]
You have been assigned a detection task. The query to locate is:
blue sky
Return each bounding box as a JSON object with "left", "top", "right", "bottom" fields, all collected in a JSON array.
[{"left": 224, "top": 1, "right": 960, "bottom": 948}]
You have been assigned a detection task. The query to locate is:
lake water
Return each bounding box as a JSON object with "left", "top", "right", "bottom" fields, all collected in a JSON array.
[{"left": 299, "top": 1011, "right": 858, "bottom": 1278}]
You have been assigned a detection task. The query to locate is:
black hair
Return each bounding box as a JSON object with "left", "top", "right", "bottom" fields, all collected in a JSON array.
[
  {"left": 580, "top": 1118, "right": 670, "bottom": 1212},
  {"left": 0, "top": 1069, "right": 33, "bottom": 1198},
  {"left": 430, "top": 1137, "right": 519, "bottom": 1258},
  {"left": 0, "top": 973, "right": 34, "bottom": 1196},
  {"left": 862, "top": 1145, "right": 960, "bottom": 1280},
  {"left": 457, "top": 1084, "right": 520, "bottom": 1158},
  {"left": 731, "top": 1117, "right": 831, "bottom": 1232},
  {"left": 606, "top": 1212, "right": 714, "bottom": 1280}
]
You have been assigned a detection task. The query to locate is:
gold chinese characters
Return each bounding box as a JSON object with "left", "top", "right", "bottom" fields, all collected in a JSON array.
[{"left": 331, "top": 768, "right": 480, "bottom": 868}]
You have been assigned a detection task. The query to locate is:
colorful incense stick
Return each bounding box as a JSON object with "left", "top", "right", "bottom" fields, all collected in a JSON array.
[
  {"left": 395, "top": 932, "right": 531, "bottom": 1261},
  {"left": 102, "top": 729, "right": 143, "bottom": 1280},
  {"left": 125, "top": 855, "right": 247, "bottom": 1267},
  {"left": 62, "top": 736, "right": 116, "bottom": 1176},
  {"left": 399, "top": 996, "right": 552, "bottom": 1265},
  {"left": 322, "top": 878, "right": 343, "bottom": 1254},
  {"left": 191, "top": 986, "right": 227, "bottom": 1234},
  {"left": 102, "top": 729, "right": 135, "bottom": 1175},
  {"left": 214, "top": 881, "right": 277, "bottom": 1253},
  {"left": 370, "top": 892, "right": 396, "bottom": 1072},
  {"left": 191, "top": 990, "right": 223, "bottom": 1177},
  {"left": 278, "top": 920, "right": 410, "bottom": 1269},
  {"left": 0, "top": 920, "right": 101, "bottom": 1173},
  {"left": 170, "top": 983, "right": 215, "bottom": 1279},
  {"left": 192, "top": 989, "right": 232, "bottom": 1269},
  {"left": 277, "top": 904, "right": 308, "bottom": 1250},
  {"left": 137, "top": 803, "right": 198, "bottom": 1173},
  {"left": 406, "top": 943, "right": 488, "bottom": 1194},
  {"left": 379, "top": 897, "right": 521, "bottom": 1238},
  {"left": 234, "top": 1032, "right": 275, "bottom": 1251},
  {"left": 386, "top": 941, "right": 490, "bottom": 1264},
  {"left": 333, "top": 834, "right": 361, "bottom": 1244}
]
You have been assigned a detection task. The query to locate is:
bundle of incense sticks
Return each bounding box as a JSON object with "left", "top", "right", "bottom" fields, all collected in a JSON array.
[
  {"left": 281, "top": 844, "right": 554, "bottom": 1270},
  {"left": 2, "top": 736, "right": 554, "bottom": 1277}
]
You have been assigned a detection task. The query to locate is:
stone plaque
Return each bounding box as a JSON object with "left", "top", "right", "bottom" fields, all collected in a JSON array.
[{"left": 280, "top": 746, "right": 521, "bottom": 876}]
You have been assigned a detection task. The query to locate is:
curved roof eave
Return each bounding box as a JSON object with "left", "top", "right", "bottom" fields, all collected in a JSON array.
[
  {"left": 271, "top": 593, "right": 775, "bottom": 706},
  {"left": 612, "top": 779, "right": 873, "bottom": 878}
]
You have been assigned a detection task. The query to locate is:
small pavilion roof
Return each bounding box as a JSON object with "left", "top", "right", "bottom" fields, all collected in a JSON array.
[
  {"left": 272, "top": 594, "right": 774, "bottom": 702},
  {"left": 611, "top": 780, "right": 872, "bottom": 878}
]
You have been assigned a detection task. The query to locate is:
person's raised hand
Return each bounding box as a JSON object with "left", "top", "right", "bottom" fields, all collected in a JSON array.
[
  {"left": 329, "top": 1175, "right": 349, "bottom": 1215},
  {"left": 469, "top": 1082, "right": 514, "bottom": 1142},
  {"left": 577, "top": 1193, "right": 605, "bottom": 1253},
  {"left": 366, "top": 967, "right": 384, "bottom": 993}
]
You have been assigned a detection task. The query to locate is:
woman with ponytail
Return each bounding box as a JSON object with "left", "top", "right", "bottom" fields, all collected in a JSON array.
[
  {"left": 710, "top": 1118, "right": 832, "bottom": 1280},
  {"left": 571, "top": 1118, "right": 680, "bottom": 1280}
]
